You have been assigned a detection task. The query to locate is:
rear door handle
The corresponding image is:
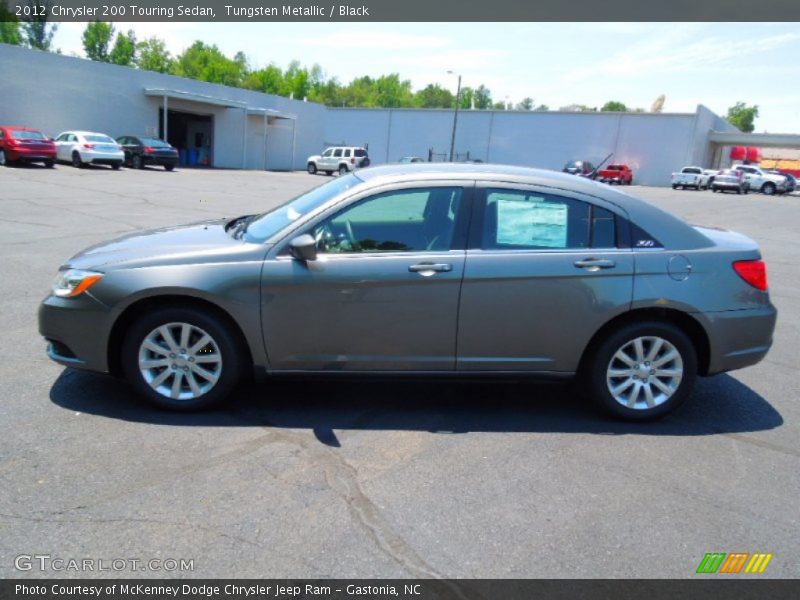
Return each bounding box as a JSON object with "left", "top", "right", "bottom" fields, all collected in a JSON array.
[
  {"left": 574, "top": 258, "right": 616, "bottom": 270},
  {"left": 409, "top": 263, "right": 453, "bottom": 273}
]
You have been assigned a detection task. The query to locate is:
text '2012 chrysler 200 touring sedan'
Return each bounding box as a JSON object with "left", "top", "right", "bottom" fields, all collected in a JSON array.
[{"left": 39, "top": 164, "right": 777, "bottom": 420}]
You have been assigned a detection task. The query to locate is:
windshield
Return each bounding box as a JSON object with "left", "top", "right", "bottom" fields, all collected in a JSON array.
[
  {"left": 11, "top": 130, "right": 46, "bottom": 140},
  {"left": 85, "top": 134, "right": 116, "bottom": 143},
  {"left": 245, "top": 174, "right": 362, "bottom": 241}
]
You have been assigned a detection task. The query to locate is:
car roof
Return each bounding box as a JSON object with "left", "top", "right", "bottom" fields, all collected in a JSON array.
[
  {"left": 1, "top": 125, "right": 42, "bottom": 131},
  {"left": 353, "top": 163, "right": 713, "bottom": 250}
]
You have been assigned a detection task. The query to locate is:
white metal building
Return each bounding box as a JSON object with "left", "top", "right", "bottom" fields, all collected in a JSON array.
[{"left": 1, "top": 43, "right": 774, "bottom": 185}]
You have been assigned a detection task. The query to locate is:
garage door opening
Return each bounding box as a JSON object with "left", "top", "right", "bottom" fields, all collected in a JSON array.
[{"left": 159, "top": 108, "right": 214, "bottom": 167}]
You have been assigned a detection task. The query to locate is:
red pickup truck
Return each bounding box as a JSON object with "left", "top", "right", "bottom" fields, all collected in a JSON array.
[{"left": 598, "top": 164, "right": 633, "bottom": 185}]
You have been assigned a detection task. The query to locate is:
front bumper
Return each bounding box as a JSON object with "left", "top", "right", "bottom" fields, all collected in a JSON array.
[
  {"left": 39, "top": 293, "right": 113, "bottom": 373},
  {"left": 701, "top": 305, "right": 777, "bottom": 375}
]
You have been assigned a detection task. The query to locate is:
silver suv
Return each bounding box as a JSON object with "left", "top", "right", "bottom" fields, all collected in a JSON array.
[{"left": 307, "top": 146, "right": 370, "bottom": 176}]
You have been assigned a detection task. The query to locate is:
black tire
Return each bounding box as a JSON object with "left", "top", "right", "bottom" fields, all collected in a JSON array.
[
  {"left": 121, "top": 306, "right": 246, "bottom": 411},
  {"left": 112, "top": 161, "right": 121, "bottom": 170},
  {"left": 164, "top": 164, "right": 175, "bottom": 171},
  {"left": 671, "top": 184, "right": 678, "bottom": 190},
  {"left": 307, "top": 162, "right": 317, "bottom": 175},
  {"left": 582, "top": 320, "right": 697, "bottom": 421},
  {"left": 338, "top": 164, "right": 348, "bottom": 176},
  {"left": 0, "top": 149, "right": 8, "bottom": 167},
  {"left": 44, "top": 160, "right": 55, "bottom": 169},
  {"left": 736, "top": 188, "right": 742, "bottom": 195},
  {"left": 744, "top": 187, "right": 749, "bottom": 195},
  {"left": 761, "top": 182, "right": 776, "bottom": 196},
  {"left": 71, "top": 151, "right": 84, "bottom": 168},
  {"left": 132, "top": 154, "right": 143, "bottom": 170}
]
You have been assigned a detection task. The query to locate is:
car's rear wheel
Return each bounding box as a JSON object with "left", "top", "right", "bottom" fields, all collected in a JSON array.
[
  {"left": 44, "top": 159, "right": 55, "bottom": 168},
  {"left": 121, "top": 307, "right": 245, "bottom": 410},
  {"left": 307, "top": 162, "right": 317, "bottom": 175},
  {"left": 338, "top": 165, "right": 348, "bottom": 176},
  {"left": 584, "top": 321, "right": 697, "bottom": 420},
  {"left": 71, "top": 151, "right": 84, "bottom": 168},
  {"left": 132, "top": 155, "right": 143, "bottom": 169},
  {"left": 164, "top": 164, "right": 174, "bottom": 171},
  {"left": 112, "top": 161, "right": 122, "bottom": 170}
]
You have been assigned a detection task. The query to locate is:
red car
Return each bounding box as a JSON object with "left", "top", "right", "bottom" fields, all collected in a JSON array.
[
  {"left": 0, "top": 126, "right": 57, "bottom": 168},
  {"left": 598, "top": 164, "right": 633, "bottom": 185}
]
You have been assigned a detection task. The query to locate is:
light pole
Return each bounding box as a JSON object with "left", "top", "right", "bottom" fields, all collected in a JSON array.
[{"left": 447, "top": 71, "right": 461, "bottom": 163}]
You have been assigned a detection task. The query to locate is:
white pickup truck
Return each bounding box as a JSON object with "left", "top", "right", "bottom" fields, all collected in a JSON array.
[
  {"left": 733, "top": 165, "right": 789, "bottom": 196},
  {"left": 671, "top": 166, "right": 711, "bottom": 190}
]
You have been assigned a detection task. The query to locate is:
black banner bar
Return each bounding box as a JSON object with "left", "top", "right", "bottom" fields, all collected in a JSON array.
[
  {"left": 3, "top": 0, "right": 800, "bottom": 22},
  {"left": 2, "top": 580, "right": 800, "bottom": 600}
]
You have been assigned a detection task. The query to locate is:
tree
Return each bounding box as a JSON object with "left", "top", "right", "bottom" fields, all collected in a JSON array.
[
  {"left": 136, "top": 37, "right": 172, "bottom": 73},
  {"left": 515, "top": 97, "right": 534, "bottom": 110},
  {"left": 601, "top": 100, "right": 628, "bottom": 112},
  {"left": 534, "top": 104, "right": 549, "bottom": 111},
  {"left": 20, "top": 1, "right": 57, "bottom": 51},
  {"left": 370, "top": 74, "right": 413, "bottom": 107},
  {"left": 171, "top": 41, "right": 246, "bottom": 87},
  {"left": 243, "top": 64, "right": 284, "bottom": 95},
  {"left": 109, "top": 29, "right": 136, "bottom": 66},
  {"left": 457, "top": 86, "right": 474, "bottom": 110},
  {"left": 726, "top": 102, "right": 759, "bottom": 133},
  {"left": 474, "top": 84, "right": 492, "bottom": 109},
  {"left": 0, "top": 4, "right": 22, "bottom": 45},
  {"left": 413, "top": 84, "right": 453, "bottom": 108},
  {"left": 82, "top": 21, "right": 114, "bottom": 62}
]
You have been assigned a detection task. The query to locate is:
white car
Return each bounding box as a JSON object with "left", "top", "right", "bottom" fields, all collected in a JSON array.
[
  {"left": 307, "top": 146, "right": 370, "bottom": 176},
  {"left": 54, "top": 131, "right": 125, "bottom": 169},
  {"left": 732, "top": 165, "right": 789, "bottom": 196},
  {"left": 671, "top": 166, "right": 711, "bottom": 190}
]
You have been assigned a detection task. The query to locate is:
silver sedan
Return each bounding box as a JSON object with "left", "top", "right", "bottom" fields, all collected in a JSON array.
[{"left": 39, "top": 164, "right": 776, "bottom": 420}]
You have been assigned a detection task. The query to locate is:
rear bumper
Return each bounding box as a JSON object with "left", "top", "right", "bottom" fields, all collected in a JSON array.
[
  {"left": 83, "top": 150, "right": 124, "bottom": 164},
  {"left": 700, "top": 305, "right": 777, "bottom": 375},
  {"left": 144, "top": 154, "right": 179, "bottom": 166},
  {"left": 7, "top": 147, "right": 56, "bottom": 161}
]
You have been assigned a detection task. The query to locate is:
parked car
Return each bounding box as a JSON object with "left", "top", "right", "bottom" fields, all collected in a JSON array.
[
  {"left": 307, "top": 146, "right": 370, "bottom": 176},
  {"left": 671, "top": 166, "right": 711, "bottom": 190},
  {"left": 711, "top": 169, "right": 749, "bottom": 194},
  {"left": 767, "top": 170, "right": 796, "bottom": 193},
  {"left": 116, "top": 136, "right": 179, "bottom": 171},
  {"left": 54, "top": 131, "right": 124, "bottom": 169},
  {"left": 398, "top": 156, "right": 424, "bottom": 163},
  {"left": 598, "top": 164, "right": 633, "bottom": 185},
  {"left": 39, "top": 164, "right": 776, "bottom": 421},
  {"left": 563, "top": 160, "right": 597, "bottom": 178},
  {"left": 0, "top": 126, "right": 56, "bottom": 168},
  {"left": 733, "top": 165, "right": 789, "bottom": 196}
]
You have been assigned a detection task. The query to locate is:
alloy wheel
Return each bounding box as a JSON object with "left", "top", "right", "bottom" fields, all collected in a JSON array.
[
  {"left": 138, "top": 322, "right": 223, "bottom": 401},
  {"left": 605, "top": 336, "right": 683, "bottom": 410}
]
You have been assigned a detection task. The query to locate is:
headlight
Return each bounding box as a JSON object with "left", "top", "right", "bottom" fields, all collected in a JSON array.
[{"left": 52, "top": 269, "right": 104, "bottom": 298}]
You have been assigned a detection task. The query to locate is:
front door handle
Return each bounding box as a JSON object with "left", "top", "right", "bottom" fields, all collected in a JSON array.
[
  {"left": 409, "top": 263, "right": 453, "bottom": 274},
  {"left": 574, "top": 258, "right": 616, "bottom": 270}
]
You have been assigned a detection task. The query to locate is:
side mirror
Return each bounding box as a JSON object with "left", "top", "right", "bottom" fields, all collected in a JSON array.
[{"left": 289, "top": 234, "right": 317, "bottom": 262}]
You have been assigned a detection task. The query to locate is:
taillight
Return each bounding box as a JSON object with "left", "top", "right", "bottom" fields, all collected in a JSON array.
[
  {"left": 733, "top": 259, "right": 768, "bottom": 291},
  {"left": 83, "top": 143, "right": 94, "bottom": 149},
  {"left": 144, "top": 146, "right": 155, "bottom": 153}
]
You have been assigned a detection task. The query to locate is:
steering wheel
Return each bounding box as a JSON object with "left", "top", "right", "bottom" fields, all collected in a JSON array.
[{"left": 344, "top": 219, "right": 361, "bottom": 252}]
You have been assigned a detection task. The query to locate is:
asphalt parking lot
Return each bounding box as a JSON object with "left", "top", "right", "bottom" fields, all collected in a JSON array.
[{"left": 0, "top": 164, "right": 798, "bottom": 579}]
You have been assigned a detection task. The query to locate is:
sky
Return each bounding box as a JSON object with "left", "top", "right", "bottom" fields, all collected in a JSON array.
[{"left": 51, "top": 22, "right": 800, "bottom": 133}]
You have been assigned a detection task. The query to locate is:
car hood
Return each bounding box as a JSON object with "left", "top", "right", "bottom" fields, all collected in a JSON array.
[{"left": 65, "top": 218, "right": 270, "bottom": 271}]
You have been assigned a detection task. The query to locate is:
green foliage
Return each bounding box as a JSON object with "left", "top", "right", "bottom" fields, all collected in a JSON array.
[
  {"left": 82, "top": 21, "right": 114, "bottom": 62},
  {"left": 1, "top": 20, "right": 22, "bottom": 45},
  {"left": 474, "top": 85, "right": 492, "bottom": 109},
  {"left": 515, "top": 97, "right": 534, "bottom": 110},
  {"left": 726, "top": 102, "right": 759, "bottom": 133},
  {"left": 413, "top": 84, "right": 454, "bottom": 109},
  {"left": 109, "top": 29, "right": 136, "bottom": 66},
  {"left": 136, "top": 37, "right": 172, "bottom": 73},
  {"left": 601, "top": 100, "right": 628, "bottom": 112},
  {"left": 170, "top": 41, "right": 245, "bottom": 87},
  {"left": 20, "top": 1, "right": 57, "bottom": 51}
]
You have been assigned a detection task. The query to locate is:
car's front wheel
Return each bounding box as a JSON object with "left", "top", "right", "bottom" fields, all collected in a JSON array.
[
  {"left": 761, "top": 182, "right": 776, "bottom": 196},
  {"left": 0, "top": 149, "right": 8, "bottom": 167},
  {"left": 121, "top": 307, "right": 245, "bottom": 410},
  {"left": 71, "top": 151, "right": 84, "bottom": 168},
  {"left": 584, "top": 321, "right": 697, "bottom": 420},
  {"left": 132, "top": 154, "right": 143, "bottom": 169},
  {"left": 307, "top": 162, "right": 317, "bottom": 175}
]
